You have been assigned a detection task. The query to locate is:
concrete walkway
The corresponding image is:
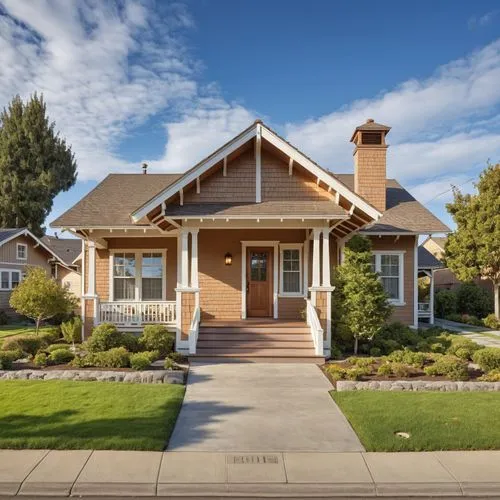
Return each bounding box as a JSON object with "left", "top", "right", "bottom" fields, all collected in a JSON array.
[
  {"left": 167, "top": 362, "right": 364, "bottom": 452},
  {"left": 1, "top": 449, "right": 499, "bottom": 497},
  {"left": 435, "top": 318, "right": 500, "bottom": 348}
]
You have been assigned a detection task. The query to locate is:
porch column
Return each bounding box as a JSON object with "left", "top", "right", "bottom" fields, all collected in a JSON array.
[
  {"left": 190, "top": 229, "right": 199, "bottom": 289},
  {"left": 180, "top": 230, "right": 189, "bottom": 287},
  {"left": 312, "top": 228, "right": 321, "bottom": 288},
  {"left": 430, "top": 269, "right": 435, "bottom": 324},
  {"left": 322, "top": 228, "right": 331, "bottom": 287},
  {"left": 83, "top": 240, "right": 98, "bottom": 338},
  {"left": 86, "top": 240, "right": 96, "bottom": 296}
]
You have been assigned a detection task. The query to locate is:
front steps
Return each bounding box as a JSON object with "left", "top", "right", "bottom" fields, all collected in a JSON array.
[{"left": 190, "top": 321, "right": 325, "bottom": 363}]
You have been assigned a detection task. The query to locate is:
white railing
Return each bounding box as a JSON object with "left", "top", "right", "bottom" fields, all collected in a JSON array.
[
  {"left": 418, "top": 302, "right": 431, "bottom": 317},
  {"left": 306, "top": 299, "right": 324, "bottom": 356},
  {"left": 98, "top": 301, "right": 176, "bottom": 326},
  {"left": 188, "top": 306, "right": 200, "bottom": 354}
]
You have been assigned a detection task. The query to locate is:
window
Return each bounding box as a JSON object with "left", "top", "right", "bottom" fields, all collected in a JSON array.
[
  {"left": 280, "top": 245, "right": 302, "bottom": 296},
  {"left": 16, "top": 243, "right": 27, "bottom": 260},
  {"left": 0, "top": 270, "right": 22, "bottom": 290},
  {"left": 371, "top": 252, "right": 404, "bottom": 304},
  {"left": 111, "top": 251, "right": 165, "bottom": 301}
]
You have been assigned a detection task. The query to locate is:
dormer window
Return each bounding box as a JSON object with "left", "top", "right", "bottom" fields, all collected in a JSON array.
[{"left": 16, "top": 243, "right": 27, "bottom": 260}]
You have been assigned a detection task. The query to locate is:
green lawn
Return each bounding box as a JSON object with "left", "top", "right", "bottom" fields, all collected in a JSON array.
[
  {"left": 0, "top": 380, "right": 185, "bottom": 450},
  {"left": 0, "top": 325, "right": 53, "bottom": 339},
  {"left": 332, "top": 391, "right": 500, "bottom": 451}
]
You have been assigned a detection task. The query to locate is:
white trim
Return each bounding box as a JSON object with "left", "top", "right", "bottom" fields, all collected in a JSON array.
[
  {"left": 322, "top": 228, "right": 331, "bottom": 287},
  {"left": 16, "top": 243, "right": 27, "bottom": 261},
  {"left": 190, "top": 228, "right": 199, "bottom": 288},
  {"left": 255, "top": 123, "right": 262, "bottom": 203},
  {"left": 372, "top": 251, "right": 405, "bottom": 306},
  {"left": 87, "top": 241, "right": 96, "bottom": 297},
  {"left": 413, "top": 236, "right": 419, "bottom": 328},
  {"left": 0, "top": 268, "right": 22, "bottom": 291},
  {"left": 312, "top": 228, "right": 321, "bottom": 287},
  {"left": 180, "top": 230, "right": 189, "bottom": 287},
  {"left": 303, "top": 237, "right": 309, "bottom": 296},
  {"left": 131, "top": 122, "right": 382, "bottom": 223},
  {"left": 279, "top": 243, "right": 304, "bottom": 297},
  {"left": 109, "top": 249, "right": 167, "bottom": 302},
  {"left": 241, "top": 240, "right": 279, "bottom": 319},
  {"left": 81, "top": 239, "right": 86, "bottom": 341},
  {"left": 361, "top": 231, "right": 451, "bottom": 236}
]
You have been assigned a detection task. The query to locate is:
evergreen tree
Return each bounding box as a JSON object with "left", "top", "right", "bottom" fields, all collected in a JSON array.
[
  {"left": 0, "top": 93, "right": 77, "bottom": 235},
  {"left": 333, "top": 235, "right": 392, "bottom": 354},
  {"left": 445, "top": 163, "right": 500, "bottom": 318}
]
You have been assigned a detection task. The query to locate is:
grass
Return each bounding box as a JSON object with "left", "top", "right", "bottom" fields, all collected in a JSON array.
[
  {"left": 0, "top": 380, "right": 185, "bottom": 450},
  {"left": 332, "top": 391, "right": 500, "bottom": 451},
  {"left": 0, "top": 325, "right": 53, "bottom": 339}
]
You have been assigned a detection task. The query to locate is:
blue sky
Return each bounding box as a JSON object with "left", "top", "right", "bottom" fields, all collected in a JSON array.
[{"left": 1, "top": 0, "right": 499, "bottom": 234}]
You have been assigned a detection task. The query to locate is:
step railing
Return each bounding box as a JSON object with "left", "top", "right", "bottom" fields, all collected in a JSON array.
[
  {"left": 188, "top": 306, "right": 201, "bottom": 354},
  {"left": 306, "top": 299, "right": 324, "bottom": 356},
  {"left": 98, "top": 301, "right": 176, "bottom": 326}
]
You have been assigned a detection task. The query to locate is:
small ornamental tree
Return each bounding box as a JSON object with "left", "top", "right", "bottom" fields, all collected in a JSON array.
[
  {"left": 333, "top": 235, "right": 392, "bottom": 354},
  {"left": 445, "top": 163, "right": 500, "bottom": 319},
  {"left": 9, "top": 267, "right": 77, "bottom": 334},
  {"left": 61, "top": 316, "right": 83, "bottom": 348}
]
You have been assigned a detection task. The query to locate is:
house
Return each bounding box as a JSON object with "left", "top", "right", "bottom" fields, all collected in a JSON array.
[
  {"left": 417, "top": 246, "right": 443, "bottom": 324},
  {"left": 51, "top": 119, "right": 449, "bottom": 360},
  {"left": 422, "top": 236, "right": 493, "bottom": 295},
  {"left": 0, "top": 228, "right": 81, "bottom": 318}
]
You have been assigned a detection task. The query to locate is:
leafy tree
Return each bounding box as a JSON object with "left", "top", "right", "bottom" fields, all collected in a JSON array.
[
  {"left": 61, "top": 316, "right": 83, "bottom": 348},
  {"left": 9, "top": 267, "right": 78, "bottom": 334},
  {"left": 333, "top": 235, "right": 393, "bottom": 354},
  {"left": 0, "top": 93, "right": 77, "bottom": 236},
  {"left": 445, "top": 164, "right": 500, "bottom": 318}
]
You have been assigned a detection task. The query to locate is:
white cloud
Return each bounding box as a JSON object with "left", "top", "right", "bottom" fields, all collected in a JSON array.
[{"left": 468, "top": 10, "right": 499, "bottom": 29}]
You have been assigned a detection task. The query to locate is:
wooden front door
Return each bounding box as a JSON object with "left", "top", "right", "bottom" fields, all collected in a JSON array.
[{"left": 246, "top": 248, "right": 273, "bottom": 317}]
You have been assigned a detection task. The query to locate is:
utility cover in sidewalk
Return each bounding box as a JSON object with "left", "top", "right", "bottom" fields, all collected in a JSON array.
[{"left": 227, "top": 455, "right": 279, "bottom": 464}]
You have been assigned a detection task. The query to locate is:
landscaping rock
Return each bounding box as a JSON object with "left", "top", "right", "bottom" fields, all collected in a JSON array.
[
  {"left": 336, "top": 380, "right": 500, "bottom": 392},
  {"left": 164, "top": 371, "right": 184, "bottom": 384}
]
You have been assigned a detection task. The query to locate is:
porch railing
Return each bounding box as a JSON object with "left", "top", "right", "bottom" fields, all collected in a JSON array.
[
  {"left": 418, "top": 302, "right": 431, "bottom": 317},
  {"left": 306, "top": 299, "right": 324, "bottom": 356},
  {"left": 188, "top": 306, "right": 200, "bottom": 355},
  {"left": 98, "top": 301, "right": 176, "bottom": 326}
]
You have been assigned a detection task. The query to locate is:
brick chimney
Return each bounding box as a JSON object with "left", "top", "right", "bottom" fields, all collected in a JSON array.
[{"left": 350, "top": 118, "right": 391, "bottom": 212}]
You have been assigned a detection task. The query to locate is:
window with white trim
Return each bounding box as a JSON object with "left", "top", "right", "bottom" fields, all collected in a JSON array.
[
  {"left": 16, "top": 243, "right": 27, "bottom": 260},
  {"left": 111, "top": 251, "right": 165, "bottom": 301},
  {"left": 0, "top": 270, "right": 21, "bottom": 290},
  {"left": 280, "top": 245, "right": 302, "bottom": 295},
  {"left": 371, "top": 252, "right": 404, "bottom": 304}
]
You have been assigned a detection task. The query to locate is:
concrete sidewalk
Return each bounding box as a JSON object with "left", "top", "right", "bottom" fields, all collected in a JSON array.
[
  {"left": 435, "top": 318, "right": 500, "bottom": 348},
  {"left": 1, "top": 449, "right": 499, "bottom": 497}
]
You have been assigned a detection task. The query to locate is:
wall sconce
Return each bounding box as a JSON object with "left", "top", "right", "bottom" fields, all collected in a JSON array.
[{"left": 225, "top": 252, "right": 232, "bottom": 266}]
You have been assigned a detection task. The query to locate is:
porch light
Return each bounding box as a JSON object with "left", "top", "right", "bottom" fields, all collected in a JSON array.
[{"left": 225, "top": 252, "right": 232, "bottom": 266}]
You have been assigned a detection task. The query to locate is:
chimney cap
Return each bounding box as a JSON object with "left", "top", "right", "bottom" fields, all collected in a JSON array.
[{"left": 350, "top": 118, "right": 391, "bottom": 142}]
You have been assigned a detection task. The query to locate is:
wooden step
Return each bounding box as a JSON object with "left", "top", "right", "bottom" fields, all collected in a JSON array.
[
  {"left": 200, "top": 320, "right": 307, "bottom": 328},
  {"left": 197, "top": 340, "right": 314, "bottom": 349},
  {"left": 198, "top": 333, "right": 311, "bottom": 342},
  {"left": 199, "top": 327, "right": 310, "bottom": 335},
  {"left": 195, "top": 348, "right": 316, "bottom": 356},
  {"left": 189, "top": 356, "right": 325, "bottom": 364}
]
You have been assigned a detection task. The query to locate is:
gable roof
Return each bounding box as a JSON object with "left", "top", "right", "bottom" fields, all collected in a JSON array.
[
  {"left": 335, "top": 175, "right": 450, "bottom": 234},
  {"left": 418, "top": 246, "right": 443, "bottom": 269},
  {"left": 42, "top": 236, "right": 82, "bottom": 266},
  {"left": 427, "top": 236, "right": 448, "bottom": 251},
  {"left": 0, "top": 228, "right": 25, "bottom": 244},
  {"left": 130, "top": 121, "right": 382, "bottom": 223}
]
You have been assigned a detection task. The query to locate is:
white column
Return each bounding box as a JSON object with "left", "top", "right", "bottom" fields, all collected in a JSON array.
[
  {"left": 413, "top": 236, "right": 419, "bottom": 328},
  {"left": 255, "top": 124, "right": 262, "bottom": 203},
  {"left": 312, "top": 228, "right": 321, "bottom": 287},
  {"left": 430, "top": 269, "right": 435, "bottom": 325},
  {"left": 303, "top": 237, "right": 309, "bottom": 296},
  {"left": 190, "top": 229, "right": 199, "bottom": 288},
  {"left": 322, "top": 228, "right": 331, "bottom": 287},
  {"left": 87, "top": 240, "right": 96, "bottom": 296},
  {"left": 180, "top": 230, "right": 189, "bottom": 287}
]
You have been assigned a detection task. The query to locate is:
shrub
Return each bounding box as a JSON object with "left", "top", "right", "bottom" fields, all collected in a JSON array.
[
  {"left": 324, "top": 364, "right": 346, "bottom": 381},
  {"left": 369, "top": 347, "right": 382, "bottom": 357},
  {"left": 346, "top": 356, "right": 376, "bottom": 368},
  {"left": 48, "top": 348, "right": 74, "bottom": 365},
  {"left": 139, "top": 325, "right": 174, "bottom": 356},
  {"left": 390, "top": 362, "right": 412, "bottom": 378},
  {"left": 387, "top": 349, "right": 426, "bottom": 368},
  {"left": 121, "top": 333, "right": 139, "bottom": 353},
  {"left": 2, "top": 335, "right": 42, "bottom": 356},
  {"left": 435, "top": 289, "right": 457, "bottom": 317},
  {"left": 456, "top": 283, "right": 493, "bottom": 318},
  {"left": 472, "top": 348, "right": 500, "bottom": 372},
  {"left": 424, "top": 355, "right": 469, "bottom": 381},
  {"left": 345, "top": 367, "right": 369, "bottom": 381},
  {"left": 72, "top": 347, "right": 130, "bottom": 369},
  {"left": 330, "top": 346, "right": 343, "bottom": 360},
  {"left": 167, "top": 352, "right": 188, "bottom": 364},
  {"left": 33, "top": 352, "right": 48, "bottom": 367},
  {"left": 61, "top": 317, "right": 82, "bottom": 346},
  {"left": 377, "top": 363, "right": 392, "bottom": 376},
  {"left": 39, "top": 327, "right": 61, "bottom": 345},
  {"left": 130, "top": 350, "right": 159, "bottom": 371},
  {"left": 0, "top": 310, "right": 9, "bottom": 325},
  {"left": 446, "top": 337, "right": 482, "bottom": 361},
  {"left": 478, "top": 369, "right": 500, "bottom": 382},
  {"left": 164, "top": 357, "right": 182, "bottom": 371},
  {"left": 483, "top": 314, "right": 500, "bottom": 329},
  {"left": 85, "top": 323, "right": 123, "bottom": 352},
  {"left": 0, "top": 349, "right": 22, "bottom": 369}
]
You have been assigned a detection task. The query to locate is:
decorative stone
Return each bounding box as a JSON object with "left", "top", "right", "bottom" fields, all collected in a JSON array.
[{"left": 335, "top": 380, "right": 500, "bottom": 392}]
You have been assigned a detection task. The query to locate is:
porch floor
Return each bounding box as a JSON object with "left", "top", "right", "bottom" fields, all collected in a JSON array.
[{"left": 190, "top": 320, "right": 325, "bottom": 363}]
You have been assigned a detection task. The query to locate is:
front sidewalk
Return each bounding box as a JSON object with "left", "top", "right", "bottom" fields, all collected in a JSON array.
[{"left": 1, "top": 449, "right": 499, "bottom": 497}]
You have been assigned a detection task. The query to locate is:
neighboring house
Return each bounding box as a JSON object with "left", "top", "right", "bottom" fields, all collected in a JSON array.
[
  {"left": 42, "top": 235, "right": 82, "bottom": 299},
  {"left": 52, "top": 119, "right": 449, "bottom": 360},
  {"left": 422, "top": 236, "right": 493, "bottom": 295},
  {"left": 0, "top": 228, "right": 79, "bottom": 317}
]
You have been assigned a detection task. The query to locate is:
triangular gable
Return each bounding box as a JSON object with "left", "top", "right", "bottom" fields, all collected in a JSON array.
[{"left": 131, "top": 121, "right": 382, "bottom": 223}]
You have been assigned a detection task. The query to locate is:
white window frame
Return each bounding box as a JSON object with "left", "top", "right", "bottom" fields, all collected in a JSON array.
[
  {"left": 0, "top": 269, "right": 22, "bottom": 291},
  {"left": 371, "top": 251, "right": 405, "bottom": 306},
  {"left": 279, "top": 243, "right": 304, "bottom": 297},
  {"left": 109, "top": 249, "right": 167, "bottom": 302},
  {"left": 16, "top": 243, "right": 27, "bottom": 261}
]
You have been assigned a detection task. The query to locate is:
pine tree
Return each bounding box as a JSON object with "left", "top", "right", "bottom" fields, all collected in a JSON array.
[
  {"left": 0, "top": 93, "right": 77, "bottom": 235},
  {"left": 445, "top": 163, "right": 500, "bottom": 318},
  {"left": 333, "top": 235, "right": 392, "bottom": 354}
]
